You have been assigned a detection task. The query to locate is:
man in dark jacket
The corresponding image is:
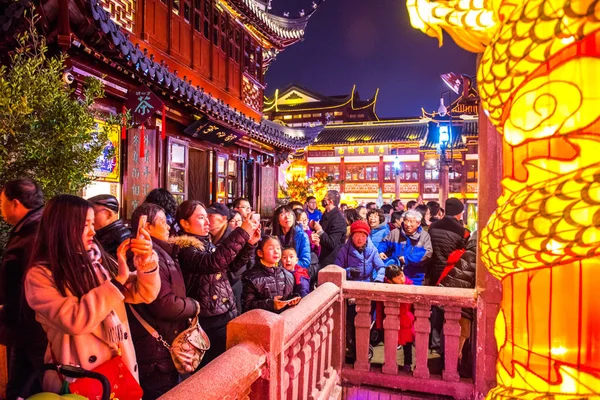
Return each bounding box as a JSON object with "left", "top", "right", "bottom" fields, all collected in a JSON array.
[
  {"left": 310, "top": 190, "right": 347, "bottom": 269},
  {"left": 88, "top": 194, "right": 131, "bottom": 257},
  {"left": 427, "top": 198, "right": 470, "bottom": 286},
  {"left": 0, "top": 178, "right": 47, "bottom": 398},
  {"left": 426, "top": 197, "right": 470, "bottom": 354}
]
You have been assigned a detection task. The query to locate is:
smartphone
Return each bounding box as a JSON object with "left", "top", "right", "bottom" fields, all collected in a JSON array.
[
  {"left": 137, "top": 215, "right": 147, "bottom": 239},
  {"left": 252, "top": 213, "right": 261, "bottom": 224}
]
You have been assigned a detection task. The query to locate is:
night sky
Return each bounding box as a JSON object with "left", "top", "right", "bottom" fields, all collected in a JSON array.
[{"left": 264, "top": 0, "right": 477, "bottom": 118}]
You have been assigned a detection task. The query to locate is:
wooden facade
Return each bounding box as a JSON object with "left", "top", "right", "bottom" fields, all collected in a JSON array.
[{"left": 0, "top": 0, "right": 325, "bottom": 217}]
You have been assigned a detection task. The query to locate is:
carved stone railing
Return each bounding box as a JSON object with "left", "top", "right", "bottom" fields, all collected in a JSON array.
[
  {"left": 159, "top": 281, "right": 342, "bottom": 400},
  {"left": 319, "top": 266, "right": 478, "bottom": 400},
  {"left": 160, "top": 265, "right": 479, "bottom": 399}
]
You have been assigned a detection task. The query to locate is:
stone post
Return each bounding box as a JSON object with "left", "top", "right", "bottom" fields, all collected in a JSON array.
[
  {"left": 318, "top": 265, "right": 346, "bottom": 374},
  {"left": 227, "top": 309, "right": 285, "bottom": 400}
]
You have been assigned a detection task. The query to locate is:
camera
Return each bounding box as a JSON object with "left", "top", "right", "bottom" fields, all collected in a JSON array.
[{"left": 63, "top": 71, "right": 75, "bottom": 85}]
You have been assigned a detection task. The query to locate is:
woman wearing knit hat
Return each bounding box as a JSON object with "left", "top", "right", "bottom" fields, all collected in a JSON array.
[
  {"left": 335, "top": 220, "right": 385, "bottom": 283},
  {"left": 335, "top": 220, "right": 385, "bottom": 363}
]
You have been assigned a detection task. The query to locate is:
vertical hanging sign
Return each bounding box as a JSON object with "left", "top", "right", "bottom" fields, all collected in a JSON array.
[{"left": 126, "top": 128, "right": 157, "bottom": 218}]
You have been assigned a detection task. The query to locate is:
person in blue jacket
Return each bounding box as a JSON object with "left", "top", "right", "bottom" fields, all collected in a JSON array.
[
  {"left": 335, "top": 220, "right": 385, "bottom": 283},
  {"left": 367, "top": 209, "right": 390, "bottom": 251},
  {"left": 272, "top": 205, "right": 311, "bottom": 269},
  {"left": 378, "top": 209, "right": 433, "bottom": 286}
]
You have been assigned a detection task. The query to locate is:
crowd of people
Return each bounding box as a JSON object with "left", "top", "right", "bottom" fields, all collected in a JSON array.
[{"left": 0, "top": 178, "right": 476, "bottom": 399}]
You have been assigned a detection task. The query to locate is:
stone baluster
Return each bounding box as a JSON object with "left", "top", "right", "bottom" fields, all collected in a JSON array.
[
  {"left": 308, "top": 323, "right": 322, "bottom": 400},
  {"left": 315, "top": 312, "right": 330, "bottom": 390},
  {"left": 442, "top": 306, "right": 462, "bottom": 382},
  {"left": 354, "top": 298, "right": 372, "bottom": 371},
  {"left": 382, "top": 300, "right": 401, "bottom": 375},
  {"left": 284, "top": 342, "right": 302, "bottom": 400},
  {"left": 297, "top": 330, "right": 314, "bottom": 400},
  {"left": 318, "top": 266, "right": 346, "bottom": 375},
  {"left": 413, "top": 303, "right": 431, "bottom": 379},
  {"left": 323, "top": 308, "right": 335, "bottom": 379}
]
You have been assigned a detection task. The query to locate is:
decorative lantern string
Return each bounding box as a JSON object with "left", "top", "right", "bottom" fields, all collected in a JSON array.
[{"left": 121, "top": 106, "right": 127, "bottom": 139}]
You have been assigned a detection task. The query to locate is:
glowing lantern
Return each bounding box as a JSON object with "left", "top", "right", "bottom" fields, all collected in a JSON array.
[
  {"left": 408, "top": 0, "right": 600, "bottom": 397},
  {"left": 285, "top": 159, "right": 308, "bottom": 182}
]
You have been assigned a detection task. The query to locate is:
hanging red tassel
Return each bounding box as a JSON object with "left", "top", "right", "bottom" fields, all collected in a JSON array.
[
  {"left": 140, "top": 124, "right": 145, "bottom": 157},
  {"left": 121, "top": 106, "right": 127, "bottom": 139},
  {"left": 161, "top": 104, "right": 166, "bottom": 140}
]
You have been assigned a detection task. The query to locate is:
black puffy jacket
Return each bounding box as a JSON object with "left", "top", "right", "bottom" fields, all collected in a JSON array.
[
  {"left": 172, "top": 231, "right": 254, "bottom": 317},
  {"left": 95, "top": 219, "right": 131, "bottom": 257},
  {"left": 127, "top": 238, "right": 199, "bottom": 372},
  {"left": 242, "top": 262, "right": 295, "bottom": 313},
  {"left": 0, "top": 207, "right": 47, "bottom": 350},
  {"left": 175, "top": 228, "right": 250, "bottom": 309},
  {"left": 439, "top": 232, "right": 477, "bottom": 289},
  {"left": 427, "top": 217, "right": 470, "bottom": 285}
]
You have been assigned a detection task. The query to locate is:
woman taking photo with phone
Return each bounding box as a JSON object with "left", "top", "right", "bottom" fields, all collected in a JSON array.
[
  {"left": 127, "top": 203, "right": 201, "bottom": 399},
  {"left": 173, "top": 200, "right": 261, "bottom": 367},
  {"left": 24, "top": 195, "right": 160, "bottom": 394}
]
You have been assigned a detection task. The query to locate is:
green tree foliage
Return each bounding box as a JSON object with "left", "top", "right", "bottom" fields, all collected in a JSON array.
[{"left": 0, "top": 15, "right": 126, "bottom": 253}]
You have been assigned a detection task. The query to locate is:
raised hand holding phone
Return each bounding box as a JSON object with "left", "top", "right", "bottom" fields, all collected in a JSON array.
[
  {"left": 241, "top": 212, "right": 258, "bottom": 237},
  {"left": 129, "top": 215, "right": 154, "bottom": 271}
]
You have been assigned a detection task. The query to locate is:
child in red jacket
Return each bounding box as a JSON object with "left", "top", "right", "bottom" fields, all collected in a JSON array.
[{"left": 375, "top": 264, "right": 415, "bottom": 372}]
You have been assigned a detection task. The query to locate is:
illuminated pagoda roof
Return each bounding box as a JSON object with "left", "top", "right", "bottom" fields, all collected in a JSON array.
[
  {"left": 312, "top": 120, "right": 428, "bottom": 146},
  {"left": 224, "top": 0, "right": 320, "bottom": 47},
  {"left": 264, "top": 84, "right": 379, "bottom": 117}
]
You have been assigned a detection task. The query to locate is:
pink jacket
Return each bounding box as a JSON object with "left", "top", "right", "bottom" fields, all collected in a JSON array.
[{"left": 24, "top": 253, "right": 161, "bottom": 392}]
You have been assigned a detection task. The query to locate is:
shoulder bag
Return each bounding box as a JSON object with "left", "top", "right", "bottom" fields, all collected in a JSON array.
[{"left": 128, "top": 305, "right": 210, "bottom": 374}]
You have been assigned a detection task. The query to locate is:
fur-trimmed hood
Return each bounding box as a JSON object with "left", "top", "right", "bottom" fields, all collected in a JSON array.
[{"left": 169, "top": 234, "right": 206, "bottom": 251}]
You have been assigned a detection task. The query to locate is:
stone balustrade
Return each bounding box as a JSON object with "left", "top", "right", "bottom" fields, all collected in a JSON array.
[
  {"left": 320, "top": 266, "right": 478, "bottom": 400},
  {"left": 160, "top": 281, "right": 341, "bottom": 400},
  {"left": 160, "top": 265, "right": 479, "bottom": 399}
]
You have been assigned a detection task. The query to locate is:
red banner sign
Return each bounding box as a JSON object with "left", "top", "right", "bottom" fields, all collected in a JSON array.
[{"left": 126, "top": 86, "right": 163, "bottom": 125}]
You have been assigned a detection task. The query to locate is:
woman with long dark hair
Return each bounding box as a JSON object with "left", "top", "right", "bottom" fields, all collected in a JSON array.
[
  {"left": 24, "top": 195, "right": 160, "bottom": 393},
  {"left": 272, "top": 205, "right": 311, "bottom": 269}
]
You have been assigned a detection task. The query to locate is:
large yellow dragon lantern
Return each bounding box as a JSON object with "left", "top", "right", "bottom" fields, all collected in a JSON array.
[{"left": 407, "top": 0, "right": 600, "bottom": 398}]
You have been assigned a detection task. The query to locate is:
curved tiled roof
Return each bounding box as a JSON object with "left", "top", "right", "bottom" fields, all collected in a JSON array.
[
  {"left": 313, "top": 121, "right": 428, "bottom": 146},
  {"left": 235, "top": 0, "right": 307, "bottom": 42},
  {"left": 88, "top": 0, "right": 322, "bottom": 150}
]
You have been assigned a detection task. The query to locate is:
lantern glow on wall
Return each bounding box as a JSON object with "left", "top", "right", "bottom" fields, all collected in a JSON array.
[{"left": 408, "top": 0, "right": 600, "bottom": 398}]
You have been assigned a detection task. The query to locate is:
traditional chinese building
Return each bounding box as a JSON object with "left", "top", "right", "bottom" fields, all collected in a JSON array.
[
  {"left": 289, "top": 84, "right": 480, "bottom": 218},
  {"left": 0, "top": 0, "right": 324, "bottom": 217},
  {"left": 263, "top": 84, "right": 380, "bottom": 127}
]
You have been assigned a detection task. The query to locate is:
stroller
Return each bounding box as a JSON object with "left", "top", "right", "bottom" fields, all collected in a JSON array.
[{"left": 18, "top": 364, "right": 111, "bottom": 400}]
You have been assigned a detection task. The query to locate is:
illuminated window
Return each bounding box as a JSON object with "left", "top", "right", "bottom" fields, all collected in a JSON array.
[
  {"left": 312, "top": 113, "right": 322, "bottom": 117},
  {"left": 303, "top": 114, "right": 311, "bottom": 118},
  {"left": 283, "top": 115, "right": 292, "bottom": 120},
  {"left": 308, "top": 165, "right": 339, "bottom": 180},
  {"left": 333, "top": 111, "right": 343, "bottom": 116},
  {"left": 467, "top": 161, "right": 478, "bottom": 181},
  {"left": 172, "top": 0, "right": 180, "bottom": 14},
  {"left": 293, "top": 114, "right": 302, "bottom": 119}
]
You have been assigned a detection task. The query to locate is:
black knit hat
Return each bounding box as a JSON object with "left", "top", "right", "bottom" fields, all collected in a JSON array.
[
  {"left": 445, "top": 198, "right": 464, "bottom": 217},
  {"left": 88, "top": 194, "right": 119, "bottom": 213}
]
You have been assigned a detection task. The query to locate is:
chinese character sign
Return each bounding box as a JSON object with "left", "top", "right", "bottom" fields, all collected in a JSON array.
[
  {"left": 334, "top": 145, "right": 389, "bottom": 156},
  {"left": 126, "top": 86, "right": 163, "bottom": 125},
  {"left": 126, "top": 128, "right": 157, "bottom": 218},
  {"left": 184, "top": 117, "right": 243, "bottom": 146}
]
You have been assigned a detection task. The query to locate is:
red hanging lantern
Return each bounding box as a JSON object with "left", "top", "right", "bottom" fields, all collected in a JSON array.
[
  {"left": 161, "top": 104, "right": 166, "bottom": 140},
  {"left": 140, "top": 124, "right": 145, "bottom": 156}
]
